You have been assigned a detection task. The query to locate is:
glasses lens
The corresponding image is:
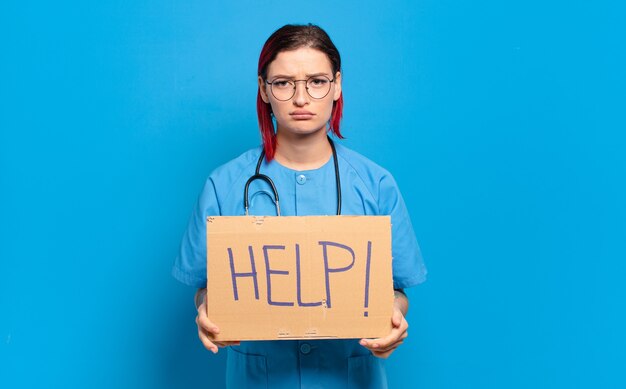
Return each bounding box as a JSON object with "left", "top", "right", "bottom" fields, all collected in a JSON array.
[
  {"left": 306, "top": 76, "right": 332, "bottom": 99},
  {"left": 270, "top": 79, "right": 295, "bottom": 101}
]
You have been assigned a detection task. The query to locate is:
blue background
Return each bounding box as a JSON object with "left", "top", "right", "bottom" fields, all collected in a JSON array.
[{"left": 1, "top": 0, "right": 625, "bottom": 388}]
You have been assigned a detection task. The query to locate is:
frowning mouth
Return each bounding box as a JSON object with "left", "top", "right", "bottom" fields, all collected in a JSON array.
[{"left": 290, "top": 110, "right": 315, "bottom": 120}]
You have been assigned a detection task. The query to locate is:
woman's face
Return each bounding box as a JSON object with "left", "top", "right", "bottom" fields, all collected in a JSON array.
[{"left": 259, "top": 47, "right": 342, "bottom": 138}]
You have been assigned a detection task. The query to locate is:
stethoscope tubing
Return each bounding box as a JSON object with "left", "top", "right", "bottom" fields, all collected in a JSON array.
[{"left": 243, "top": 136, "right": 341, "bottom": 216}]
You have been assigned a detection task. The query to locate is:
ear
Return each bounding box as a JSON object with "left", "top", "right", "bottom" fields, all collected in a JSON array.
[
  {"left": 332, "top": 71, "right": 342, "bottom": 101},
  {"left": 258, "top": 76, "right": 270, "bottom": 103}
]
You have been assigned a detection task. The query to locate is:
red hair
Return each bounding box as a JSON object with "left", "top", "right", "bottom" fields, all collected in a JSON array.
[{"left": 257, "top": 24, "right": 344, "bottom": 161}]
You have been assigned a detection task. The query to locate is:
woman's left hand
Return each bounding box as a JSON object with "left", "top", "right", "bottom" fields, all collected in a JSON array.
[{"left": 359, "top": 297, "right": 409, "bottom": 359}]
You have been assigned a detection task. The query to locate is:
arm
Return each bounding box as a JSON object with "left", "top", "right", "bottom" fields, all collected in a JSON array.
[
  {"left": 195, "top": 288, "right": 240, "bottom": 353},
  {"left": 393, "top": 288, "right": 409, "bottom": 316},
  {"left": 359, "top": 172, "right": 426, "bottom": 358},
  {"left": 359, "top": 289, "right": 409, "bottom": 359}
]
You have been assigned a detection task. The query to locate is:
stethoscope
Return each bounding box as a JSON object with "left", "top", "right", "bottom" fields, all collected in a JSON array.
[{"left": 243, "top": 136, "right": 342, "bottom": 216}]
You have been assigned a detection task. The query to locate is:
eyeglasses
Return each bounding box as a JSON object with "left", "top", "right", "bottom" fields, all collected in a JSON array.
[{"left": 265, "top": 75, "right": 335, "bottom": 101}]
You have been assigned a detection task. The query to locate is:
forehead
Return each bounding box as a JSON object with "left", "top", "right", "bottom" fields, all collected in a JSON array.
[{"left": 267, "top": 47, "right": 333, "bottom": 77}]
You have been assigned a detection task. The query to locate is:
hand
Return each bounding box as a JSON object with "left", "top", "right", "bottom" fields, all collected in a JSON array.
[
  {"left": 359, "top": 297, "right": 408, "bottom": 359},
  {"left": 195, "top": 292, "right": 240, "bottom": 353}
]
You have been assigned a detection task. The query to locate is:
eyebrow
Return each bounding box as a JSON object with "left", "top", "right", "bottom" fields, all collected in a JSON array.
[{"left": 270, "top": 72, "right": 331, "bottom": 79}]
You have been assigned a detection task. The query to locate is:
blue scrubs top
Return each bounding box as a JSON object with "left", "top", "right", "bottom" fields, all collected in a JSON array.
[{"left": 173, "top": 143, "right": 427, "bottom": 389}]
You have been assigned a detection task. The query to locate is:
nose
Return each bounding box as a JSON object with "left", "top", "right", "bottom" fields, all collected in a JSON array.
[{"left": 292, "top": 80, "right": 310, "bottom": 106}]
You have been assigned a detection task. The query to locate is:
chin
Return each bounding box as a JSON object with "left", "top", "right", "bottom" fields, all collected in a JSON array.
[{"left": 282, "top": 122, "right": 328, "bottom": 136}]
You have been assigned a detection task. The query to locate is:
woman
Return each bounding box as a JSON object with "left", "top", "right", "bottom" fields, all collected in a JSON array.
[{"left": 173, "top": 24, "right": 426, "bottom": 388}]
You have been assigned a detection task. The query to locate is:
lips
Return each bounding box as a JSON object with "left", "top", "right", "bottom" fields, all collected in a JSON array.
[{"left": 290, "top": 110, "right": 315, "bottom": 120}]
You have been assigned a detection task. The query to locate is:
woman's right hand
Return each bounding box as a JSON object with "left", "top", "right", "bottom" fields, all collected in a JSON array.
[{"left": 195, "top": 288, "right": 240, "bottom": 353}]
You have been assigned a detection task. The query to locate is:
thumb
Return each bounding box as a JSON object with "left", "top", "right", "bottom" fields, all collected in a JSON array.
[{"left": 391, "top": 308, "right": 403, "bottom": 328}]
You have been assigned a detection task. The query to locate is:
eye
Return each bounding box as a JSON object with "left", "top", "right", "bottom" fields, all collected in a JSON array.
[
  {"left": 308, "top": 77, "right": 329, "bottom": 88},
  {"left": 272, "top": 79, "right": 293, "bottom": 89}
]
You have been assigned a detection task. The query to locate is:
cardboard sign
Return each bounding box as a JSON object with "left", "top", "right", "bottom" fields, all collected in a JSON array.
[{"left": 206, "top": 215, "right": 394, "bottom": 341}]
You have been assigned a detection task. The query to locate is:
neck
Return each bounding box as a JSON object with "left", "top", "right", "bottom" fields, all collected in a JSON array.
[{"left": 274, "top": 129, "right": 332, "bottom": 170}]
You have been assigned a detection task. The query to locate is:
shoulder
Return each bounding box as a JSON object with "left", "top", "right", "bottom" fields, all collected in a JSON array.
[
  {"left": 208, "top": 146, "right": 262, "bottom": 184},
  {"left": 335, "top": 142, "right": 397, "bottom": 187},
  {"left": 212, "top": 146, "right": 262, "bottom": 174}
]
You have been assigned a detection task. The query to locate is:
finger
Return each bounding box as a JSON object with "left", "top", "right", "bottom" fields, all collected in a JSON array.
[
  {"left": 362, "top": 324, "right": 409, "bottom": 350},
  {"left": 391, "top": 309, "right": 403, "bottom": 327},
  {"left": 393, "top": 314, "right": 409, "bottom": 332},
  {"left": 372, "top": 340, "right": 404, "bottom": 353},
  {"left": 197, "top": 325, "right": 219, "bottom": 353},
  {"left": 373, "top": 345, "right": 399, "bottom": 357},
  {"left": 196, "top": 308, "right": 220, "bottom": 335},
  {"left": 363, "top": 337, "right": 404, "bottom": 353},
  {"left": 361, "top": 328, "right": 402, "bottom": 349},
  {"left": 372, "top": 344, "right": 400, "bottom": 359},
  {"left": 195, "top": 314, "right": 219, "bottom": 335}
]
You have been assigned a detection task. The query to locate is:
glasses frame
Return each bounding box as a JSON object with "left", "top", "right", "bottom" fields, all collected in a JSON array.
[{"left": 265, "top": 75, "right": 335, "bottom": 101}]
